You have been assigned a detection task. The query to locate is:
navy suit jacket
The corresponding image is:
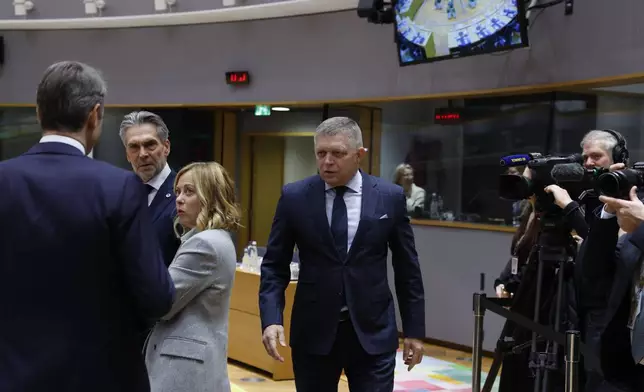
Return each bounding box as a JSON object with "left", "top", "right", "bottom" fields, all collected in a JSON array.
[
  {"left": 149, "top": 171, "right": 181, "bottom": 267},
  {"left": 0, "top": 142, "right": 175, "bottom": 392},
  {"left": 259, "top": 172, "right": 425, "bottom": 356},
  {"left": 578, "top": 208, "right": 644, "bottom": 389}
]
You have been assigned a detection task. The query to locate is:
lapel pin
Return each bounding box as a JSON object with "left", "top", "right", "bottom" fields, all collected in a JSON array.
[{"left": 166, "top": 193, "right": 171, "bottom": 198}]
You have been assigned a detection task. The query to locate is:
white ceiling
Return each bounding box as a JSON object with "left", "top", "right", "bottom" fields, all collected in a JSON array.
[{"left": 0, "top": 0, "right": 357, "bottom": 30}]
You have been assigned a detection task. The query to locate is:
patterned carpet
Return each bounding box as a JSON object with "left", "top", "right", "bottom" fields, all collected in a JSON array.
[
  {"left": 230, "top": 349, "right": 498, "bottom": 392},
  {"left": 392, "top": 349, "right": 499, "bottom": 392},
  {"left": 231, "top": 384, "right": 246, "bottom": 392}
]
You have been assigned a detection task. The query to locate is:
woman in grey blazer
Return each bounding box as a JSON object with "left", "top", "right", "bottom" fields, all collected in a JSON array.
[{"left": 145, "top": 162, "right": 240, "bottom": 392}]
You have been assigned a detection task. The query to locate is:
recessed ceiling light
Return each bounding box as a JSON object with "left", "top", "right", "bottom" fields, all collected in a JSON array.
[{"left": 272, "top": 107, "right": 290, "bottom": 112}]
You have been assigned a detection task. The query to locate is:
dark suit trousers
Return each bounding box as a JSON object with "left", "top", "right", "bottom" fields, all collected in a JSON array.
[{"left": 292, "top": 317, "right": 396, "bottom": 392}]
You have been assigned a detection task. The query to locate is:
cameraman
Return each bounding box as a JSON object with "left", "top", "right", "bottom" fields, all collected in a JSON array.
[
  {"left": 495, "top": 167, "right": 589, "bottom": 298},
  {"left": 576, "top": 187, "right": 644, "bottom": 391},
  {"left": 580, "top": 130, "right": 630, "bottom": 225},
  {"left": 494, "top": 167, "right": 588, "bottom": 392},
  {"left": 576, "top": 130, "right": 630, "bottom": 392}
]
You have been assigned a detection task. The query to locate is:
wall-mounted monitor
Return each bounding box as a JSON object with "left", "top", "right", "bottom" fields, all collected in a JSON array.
[{"left": 394, "top": 0, "right": 529, "bottom": 66}]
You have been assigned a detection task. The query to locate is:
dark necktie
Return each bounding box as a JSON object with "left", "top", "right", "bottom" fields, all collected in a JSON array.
[
  {"left": 330, "top": 186, "right": 348, "bottom": 259},
  {"left": 145, "top": 184, "right": 156, "bottom": 195}
]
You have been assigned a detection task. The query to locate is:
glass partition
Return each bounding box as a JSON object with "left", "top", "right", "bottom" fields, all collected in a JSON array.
[
  {"left": 0, "top": 108, "right": 41, "bottom": 161},
  {"left": 376, "top": 92, "right": 627, "bottom": 228}
]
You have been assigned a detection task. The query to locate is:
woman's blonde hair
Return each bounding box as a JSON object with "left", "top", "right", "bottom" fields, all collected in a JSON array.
[
  {"left": 174, "top": 162, "right": 242, "bottom": 235},
  {"left": 393, "top": 163, "right": 413, "bottom": 185}
]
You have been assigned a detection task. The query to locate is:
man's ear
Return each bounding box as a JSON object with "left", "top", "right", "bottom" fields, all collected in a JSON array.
[
  {"left": 86, "top": 104, "right": 101, "bottom": 132},
  {"left": 163, "top": 139, "right": 171, "bottom": 157}
]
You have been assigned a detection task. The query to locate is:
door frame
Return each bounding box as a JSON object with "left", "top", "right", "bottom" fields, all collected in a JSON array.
[{"left": 238, "top": 132, "right": 315, "bottom": 254}]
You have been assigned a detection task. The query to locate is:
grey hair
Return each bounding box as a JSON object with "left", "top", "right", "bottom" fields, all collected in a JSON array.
[
  {"left": 580, "top": 130, "right": 618, "bottom": 153},
  {"left": 314, "top": 117, "right": 363, "bottom": 149},
  {"left": 36, "top": 61, "right": 106, "bottom": 133},
  {"left": 118, "top": 111, "right": 170, "bottom": 144}
]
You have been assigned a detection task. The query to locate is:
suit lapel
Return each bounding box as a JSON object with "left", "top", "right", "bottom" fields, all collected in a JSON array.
[
  {"left": 346, "top": 172, "right": 377, "bottom": 262},
  {"left": 150, "top": 171, "right": 177, "bottom": 223}
]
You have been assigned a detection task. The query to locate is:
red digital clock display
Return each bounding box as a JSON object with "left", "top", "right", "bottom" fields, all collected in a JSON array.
[
  {"left": 226, "top": 71, "right": 250, "bottom": 85},
  {"left": 434, "top": 108, "right": 464, "bottom": 124},
  {"left": 435, "top": 113, "right": 460, "bottom": 121}
]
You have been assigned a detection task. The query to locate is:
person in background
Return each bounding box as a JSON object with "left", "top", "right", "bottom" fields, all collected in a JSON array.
[
  {"left": 259, "top": 117, "right": 425, "bottom": 392},
  {"left": 120, "top": 111, "right": 181, "bottom": 268},
  {"left": 393, "top": 163, "right": 426, "bottom": 215},
  {"left": 0, "top": 61, "right": 174, "bottom": 391},
  {"left": 146, "top": 162, "right": 240, "bottom": 392},
  {"left": 505, "top": 166, "right": 529, "bottom": 226}
]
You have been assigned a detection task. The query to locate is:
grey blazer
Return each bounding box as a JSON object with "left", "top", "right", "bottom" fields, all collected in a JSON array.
[{"left": 145, "top": 228, "right": 237, "bottom": 392}]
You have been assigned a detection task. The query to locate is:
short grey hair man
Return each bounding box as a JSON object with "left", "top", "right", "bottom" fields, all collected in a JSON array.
[
  {"left": 314, "top": 117, "right": 364, "bottom": 150},
  {"left": 119, "top": 111, "right": 170, "bottom": 145},
  {"left": 36, "top": 61, "right": 107, "bottom": 155},
  {"left": 580, "top": 129, "right": 625, "bottom": 169},
  {"left": 580, "top": 130, "right": 619, "bottom": 154},
  {"left": 118, "top": 111, "right": 172, "bottom": 184}
]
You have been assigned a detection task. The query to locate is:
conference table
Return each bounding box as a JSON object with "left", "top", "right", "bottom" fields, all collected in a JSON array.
[{"left": 228, "top": 268, "right": 297, "bottom": 380}]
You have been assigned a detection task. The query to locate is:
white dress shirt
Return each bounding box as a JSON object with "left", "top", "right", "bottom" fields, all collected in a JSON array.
[
  {"left": 324, "top": 170, "right": 363, "bottom": 253},
  {"left": 40, "top": 135, "right": 86, "bottom": 155},
  {"left": 146, "top": 163, "right": 172, "bottom": 206}
]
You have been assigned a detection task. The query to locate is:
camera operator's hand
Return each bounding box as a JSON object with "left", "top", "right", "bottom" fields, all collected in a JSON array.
[
  {"left": 544, "top": 185, "right": 573, "bottom": 209},
  {"left": 609, "top": 163, "right": 626, "bottom": 172},
  {"left": 573, "top": 235, "right": 584, "bottom": 250},
  {"left": 599, "top": 186, "right": 644, "bottom": 233}
]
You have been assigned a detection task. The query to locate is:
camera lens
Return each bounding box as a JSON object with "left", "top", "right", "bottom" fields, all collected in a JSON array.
[{"left": 596, "top": 172, "right": 622, "bottom": 198}]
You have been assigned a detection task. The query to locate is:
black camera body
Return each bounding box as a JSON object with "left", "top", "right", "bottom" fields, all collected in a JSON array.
[
  {"left": 499, "top": 154, "right": 582, "bottom": 200},
  {"left": 596, "top": 162, "right": 644, "bottom": 198},
  {"left": 498, "top": 153, "right": 600, "bottom": 214}
]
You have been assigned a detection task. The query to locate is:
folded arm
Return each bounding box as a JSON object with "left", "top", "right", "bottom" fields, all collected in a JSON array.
[{"left": 162, "top": 235, "right": 218, "bottom": 320}]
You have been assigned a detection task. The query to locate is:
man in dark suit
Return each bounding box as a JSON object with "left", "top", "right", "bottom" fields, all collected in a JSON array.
[
  {"left": 119, "top": 111, "right": 181, "bottom": 267},
  {"left": 259, "top": 117, "right": 426, "bottom": 391},
  {"left": 577, "top": 186, "right": 644, "bottom": 391},
  {"left": 0, "top": 61, "right": 175, "bottom": 391}
]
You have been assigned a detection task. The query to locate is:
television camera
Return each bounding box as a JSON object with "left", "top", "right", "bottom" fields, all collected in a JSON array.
[{"left": 498, "top": 153, "right": 607, "bottom": 214}]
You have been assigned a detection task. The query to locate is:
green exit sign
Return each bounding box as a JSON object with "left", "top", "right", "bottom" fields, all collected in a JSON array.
[{"left": 254, "top": 105, "right": 271, "bottom": 116}]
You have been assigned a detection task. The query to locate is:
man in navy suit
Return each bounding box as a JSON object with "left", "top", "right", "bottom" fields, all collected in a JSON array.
[
  {"left": 0, "top": 61, "right": 175, "bottom": 391},
  {"left": 119, "top": 111, "right": 181, "bottom": 267},
  {"left": 577, "top": 187, "right": 644, "bottom": 391},
  {"left": 259, "top": 117, "right": 426, "bottom": 391}
]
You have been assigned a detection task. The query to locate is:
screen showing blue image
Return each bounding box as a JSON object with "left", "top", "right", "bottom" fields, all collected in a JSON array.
[{"left": 395, "top": 0, "right": 529, "bottom": 66}]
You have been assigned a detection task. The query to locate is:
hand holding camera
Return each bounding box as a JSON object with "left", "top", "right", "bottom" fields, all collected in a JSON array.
[
  {"left": 543, "top": 184, "right": 573, "bottom": 209},
  {"left": 599, "top": 186, "right": 644, "bottom": 233}
]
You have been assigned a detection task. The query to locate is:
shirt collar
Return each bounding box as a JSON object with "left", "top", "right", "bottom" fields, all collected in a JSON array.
[
  {"left": 146, "top": 163, "right": 171, "bottom": 191},
  {"left": 325, "top": 170, "right": 362, "bottom": 193},
  {"left": 40, "top": 135, "right": 86, "bottom": 155}
]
